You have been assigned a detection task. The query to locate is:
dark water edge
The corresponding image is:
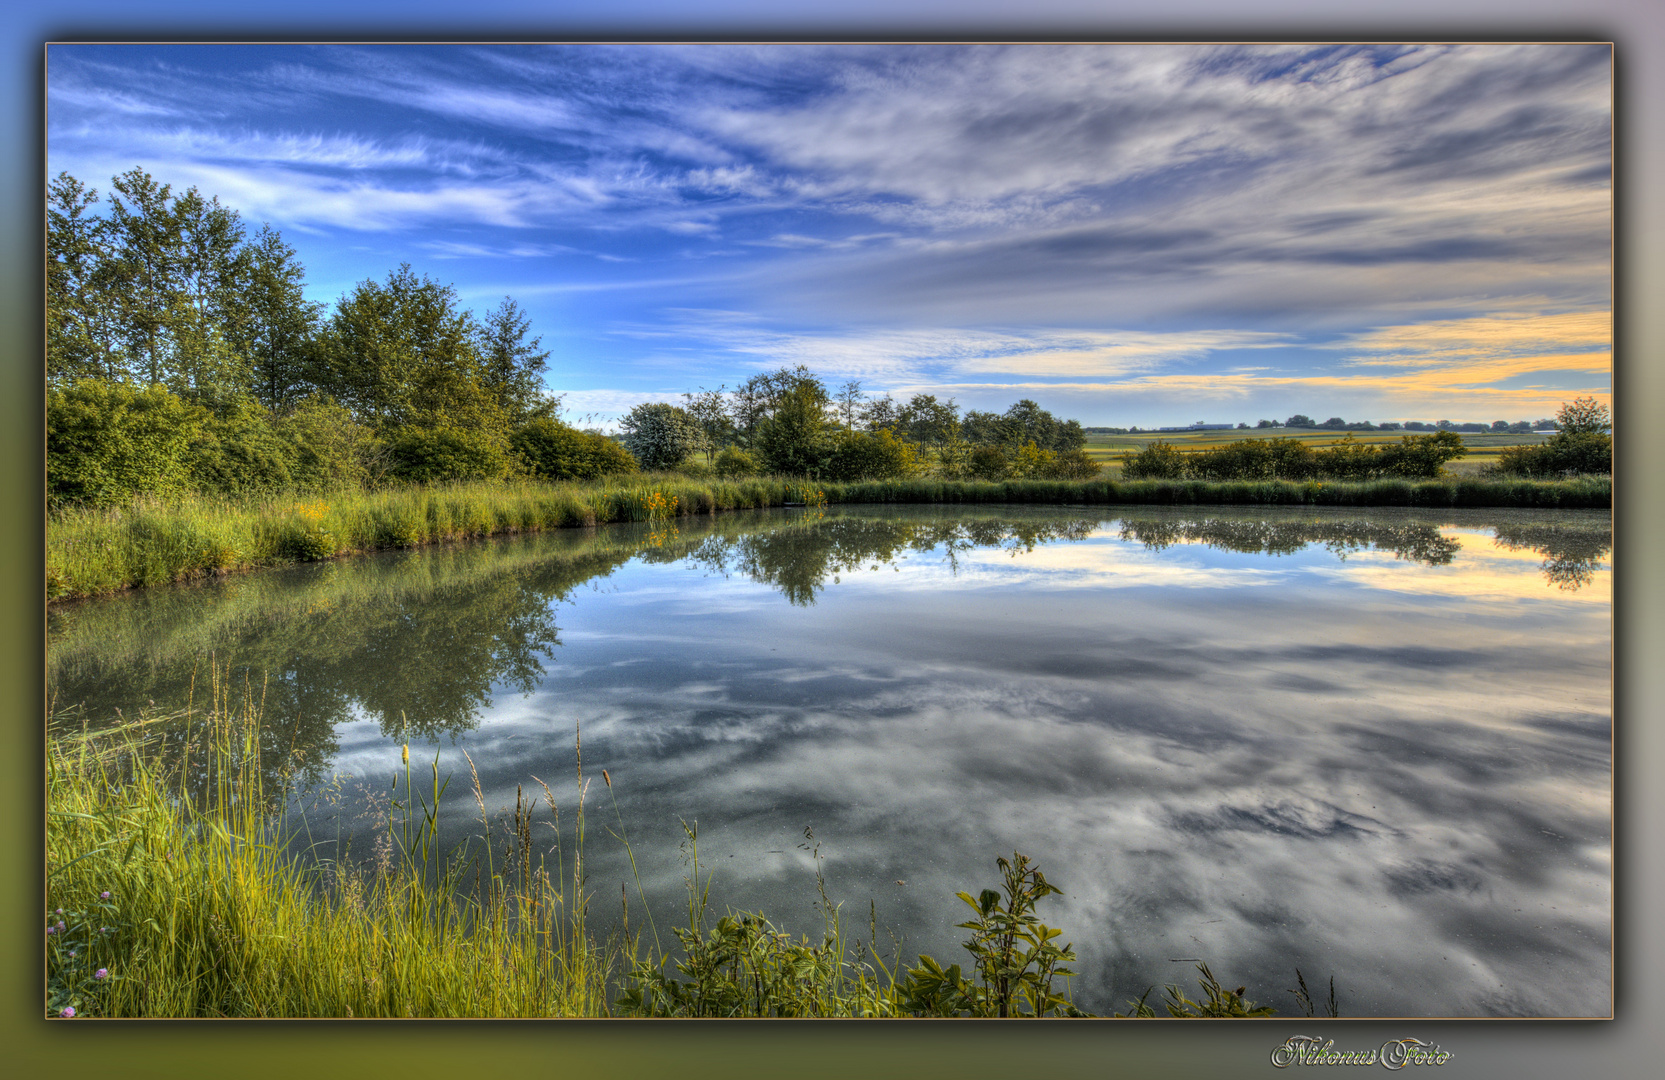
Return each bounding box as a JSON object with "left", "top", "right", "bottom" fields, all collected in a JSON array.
[{"left": 47, "top": 503, "right": 1612, "bottom": 1017}]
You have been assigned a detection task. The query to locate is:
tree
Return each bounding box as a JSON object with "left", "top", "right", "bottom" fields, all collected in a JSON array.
[
  {"left": 754, "top": 382, "right": 832, "bottom": 475},
  {"left": 620, "top": 402, "right": 702, "bottom": 470},
  {"left": 731, "top": 365, "right": 827, "bottom": 446},
  {"left": 1256, "top": 419, "right": 1278, "bottom": 428},
  {"left": 682, "top": 386, "right": 735, "bottom": 463},
  {"left": 47, "top": 172, "right": 119, "bottom": 384},
  {"left": 1286, "top": 414, "right": 1315, "bottom": 428},
  {"left": 238, "top": 224, "right": 323, "bottom": 412},
  {"left": 834, "top": 379, "right": 866, "bottom": 430},
  {"left": 512, "top": 417, "right": 637, "bottom": 480},
  {"left": 315, "top": 264, "right": 486, "bottom": 429},
  {"left": 1555, "top": 397, "right": 1610, "bottom": 435},
  {"left": 862, "top": 395, "right": 902, "bottom": 432},
  {"left": 48, "top": 379, "right": 202, "bottom": 505},
  {"left": 477, "top": 297, "right": 554, "bottom": 424},
  {"left": 898, "top": 393, "right": 961, "bottom": 451}
]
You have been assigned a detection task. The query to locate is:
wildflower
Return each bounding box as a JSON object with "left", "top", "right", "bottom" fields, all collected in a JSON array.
[
  {"left": 56, "top": 908, "right": 63, "bottom": 915},
  {"left": 45, "top": 926, "right": 54, "bottom": 935},
  {"left": 59, "top": 1007, "right": 75, "bottom": 1018},
  {"left": 68, "top": 951, "right": 77, "bottom": 958},
  {"left": 95, "top": 969, "right": 108, "bottom": 980},
  {"left": 56, "top": 921, "right": 66, "bottom": 931},
  {"left": 100, "top": 891, "right": 111, "bottom": 900}
]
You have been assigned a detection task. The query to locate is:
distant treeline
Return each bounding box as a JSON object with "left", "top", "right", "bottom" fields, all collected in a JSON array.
[
  {"left": 622, "top": 369, "right": 1099, "bottom": 484},
  {"left": 1086, "top": 415, "right": 1564, "bottom": 436}
]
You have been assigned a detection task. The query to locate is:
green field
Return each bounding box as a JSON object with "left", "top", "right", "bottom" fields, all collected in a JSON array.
[{"left": 1084, "top": 429, "right": 1552, "bottom": 476}]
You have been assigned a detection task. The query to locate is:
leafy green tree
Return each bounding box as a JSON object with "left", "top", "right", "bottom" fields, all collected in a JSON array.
[
  {"left": 1286, "top": 414, "right": 1315, "bottom": 428},
  {"left": 511, "top": 417, "right": 637, "bottom": 480},
  {"left": 834, "top": 379, "right": 866, "bottom": 430},
  {"left": 239, "top": 225, "right": 323, "bottom": 412},
  {"left": 1119, "top": 440, "right": 1188, "bottom": 480},
  {"left": 681, "top": 385, "right": 736, "bottom": 463},
  {"left": 1556, "top": 396, "right": 1610, "bottom": 435},
  {"left": 861, "top": 395, "right": 902, "bottom": 432},
  {"left": 315, "top": 264, "right": 484, "bottom": 429},
  {"left": 898, "top": 393, "right": 960, "bottom": 451},
  {"left": 48, "top": 380, "right": 202, "bottom": 505},
  {"left": 754, "top": 383, "right": 832, "bottom": 475},
  {"left": 184, "top": 401, "right": 299, "bottom": 496},
  {"left": 714, "top": 445, "right": 758, "bottom": 477},
  {"left": 47, "top": 173, "right": 120, "bottom": 384},
  {"left": 620, "top": 402, "right": 702, "bottom": 470},
  {"left": 731, "top": 365, "right": 827, "bottom": 446},
  {"left": 477, "top": 297, "right": 554, "bottom": 424},
  {"left": 276, "top": 396, "right": 382, "bottom": 490}
]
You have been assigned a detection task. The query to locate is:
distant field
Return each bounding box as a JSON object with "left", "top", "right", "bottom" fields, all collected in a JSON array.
[{"left": 1084, "top": 429, "right": 1550, "bottom": 477}]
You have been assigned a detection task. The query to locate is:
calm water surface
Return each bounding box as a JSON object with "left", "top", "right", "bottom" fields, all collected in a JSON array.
[{"left": 48, "top": 504, "right": 1611, "bottom": 1017}]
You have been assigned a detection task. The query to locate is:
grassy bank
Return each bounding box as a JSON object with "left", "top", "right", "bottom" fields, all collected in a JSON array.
[{"left": 47, "top": 473, "right": 1609, "bottom": 601}]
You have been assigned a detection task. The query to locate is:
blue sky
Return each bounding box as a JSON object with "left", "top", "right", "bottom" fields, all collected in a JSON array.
[{"left": 46, "top": 42, "right": 1612, "bottom": 428}]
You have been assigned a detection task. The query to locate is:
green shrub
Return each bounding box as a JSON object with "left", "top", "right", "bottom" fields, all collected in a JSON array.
[
  {"left": 185, "top": 403, "right": 299, "bottom": 496},
  {"left": 1043, "top": 447, "right": 1102, "bottom": 480},
  {"left": 511, "top": 418, "right": 638, "bottom": 481},
  {"left": 386, "top": 426, "right": 514, "bottom": 483},
  {"left": 1119, "top": 440, "right": 1187, "bottom": 480},
  {"left": 620, "top": 402, "right": 701, "bottom": 470},
  {"left": 277, "top": 397, "right": 382, "bottom": 490},
  {"left": 821, "top": 428, "right": 920, "bottom": 481},
  {"left": 48, "top": 379, "right": 202, "bottom": 506},
  {"left": 714, "top": 445, "right": 758, "bottom": 478},
  {"left": 967, "top": 444, "right": 1010, "bottom": 481},
  {"left": 1492, "top": 432, "right": 1611, "bottom": 478}
]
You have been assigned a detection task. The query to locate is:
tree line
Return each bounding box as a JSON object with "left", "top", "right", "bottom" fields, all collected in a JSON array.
[
  {"left": 47, "top": 167, "right": 618, "bottom": 505},
  {"left": 618, "top": 368, "right": 1099, "bottom": 483}
]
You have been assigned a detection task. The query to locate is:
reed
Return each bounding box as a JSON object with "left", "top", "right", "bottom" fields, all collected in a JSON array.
[{"left": 45, "top": 671, "right": 622, "bottom": 1018}]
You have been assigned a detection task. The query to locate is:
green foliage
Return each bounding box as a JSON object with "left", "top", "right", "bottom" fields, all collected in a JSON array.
[
  {"left": 896, "top": 853, "right": 1085, "bottom": 1018},
  {"left": 48, "top": 379, "right": 202, "bottom": 506},
  {"left": 754, "top": 383, "right": 833, "bottom": 476},
  {"left": 968, "top": 444, "right": 1012, "bottom": 481},
  {"left": 511, "top": 418, "right": 638, "bottom": 481},
  {"left": 185, "top": 402, "right": 300, "bottom": 497},
  {"left": 477, "top": 297, "right": 554, "bottom": 424},
  {"left": 714, "top": 445, "right": 759, "bottom": 478},
  {"left": 1492, "top": 432, "right": 1612, "bottom": 478},
  {"left": 1556, "top": 396, "right": 1610, "bottom": 436},
  {"left": 1045, "top": 447, "right": 1103, "bottom": 480},
  {"left": 1120, "top": 440, "right": 1188, "bottom": 480},
  {"left": 822, "top": 428, "right": 921, "bottom": 482},
  {"left": 275, "top": 396, "right": 382, "bottom": 490},
  {"left": 1490, "top": 401, "right": 1612, "bottom": 478},
  {"left": 385, "top": 426, "right": 515, "bottom": 483},
  {"left": 620, "top": 402, "right": 702, "bottom": 470},
  {"left": 1128, "top": 433, "right": 1466, "bottom": 483}
]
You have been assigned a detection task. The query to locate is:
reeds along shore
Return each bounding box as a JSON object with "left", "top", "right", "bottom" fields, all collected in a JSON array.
[{"left": 46, "top": 473, "right": 1611, "bottom": 602}]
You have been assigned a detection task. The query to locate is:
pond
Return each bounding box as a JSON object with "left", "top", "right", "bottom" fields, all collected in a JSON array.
[{"left": 47, "top": 503, "right": 1612, "bottom": 1018}]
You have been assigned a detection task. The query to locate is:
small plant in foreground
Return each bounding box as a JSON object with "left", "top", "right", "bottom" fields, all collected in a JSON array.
[{"left": 895, "top": 852, "right": 1086, "bottom": 1017}]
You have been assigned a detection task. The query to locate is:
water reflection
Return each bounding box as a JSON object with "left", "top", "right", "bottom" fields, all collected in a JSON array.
[{"left": 46, "top": 504, "right": 1611, "bottom": 1017}]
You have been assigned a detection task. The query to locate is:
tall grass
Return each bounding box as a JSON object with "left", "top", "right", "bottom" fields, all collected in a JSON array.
[{"left": 46, "top": 672, "right": 622, "bottom": 1018}]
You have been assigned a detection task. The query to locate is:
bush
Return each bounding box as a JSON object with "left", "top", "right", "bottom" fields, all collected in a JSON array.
[
  {"left": 278, "top": 397, "right": 382, "bottom": 490},
  {"left": 821, "top": 428, "right": 920, "bottom": 481},
  {"left": 48, "top": 379, "right": 202, "bottom": 506},
  {"left": 1492, "top": 432, "right": 1612, "bottom": 478},
  {"left": 967, "top": 445, "right": 1010, "bottom": 481},
  {"left": 185, "top": 403, "right": 299, "bottom": 497},
  {"left": 385, "top": 426, "right": 514, "bottom": 483},
  {"left": 620, "top": 403, "right": 701, "bottom": 470},
  {"left": 511, "top": 418, "right": 637, "bottom": 481},
  {"left": 1119, "top": 440, "right": 1187, "bottom": 480},
  {"left": 714, "top": 445, "right": 758, "bottom": 478}
]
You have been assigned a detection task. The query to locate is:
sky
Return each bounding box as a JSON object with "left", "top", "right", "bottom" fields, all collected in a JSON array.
[{"left": 45, "top": 41, "right": 1613, "bottom": 428}]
